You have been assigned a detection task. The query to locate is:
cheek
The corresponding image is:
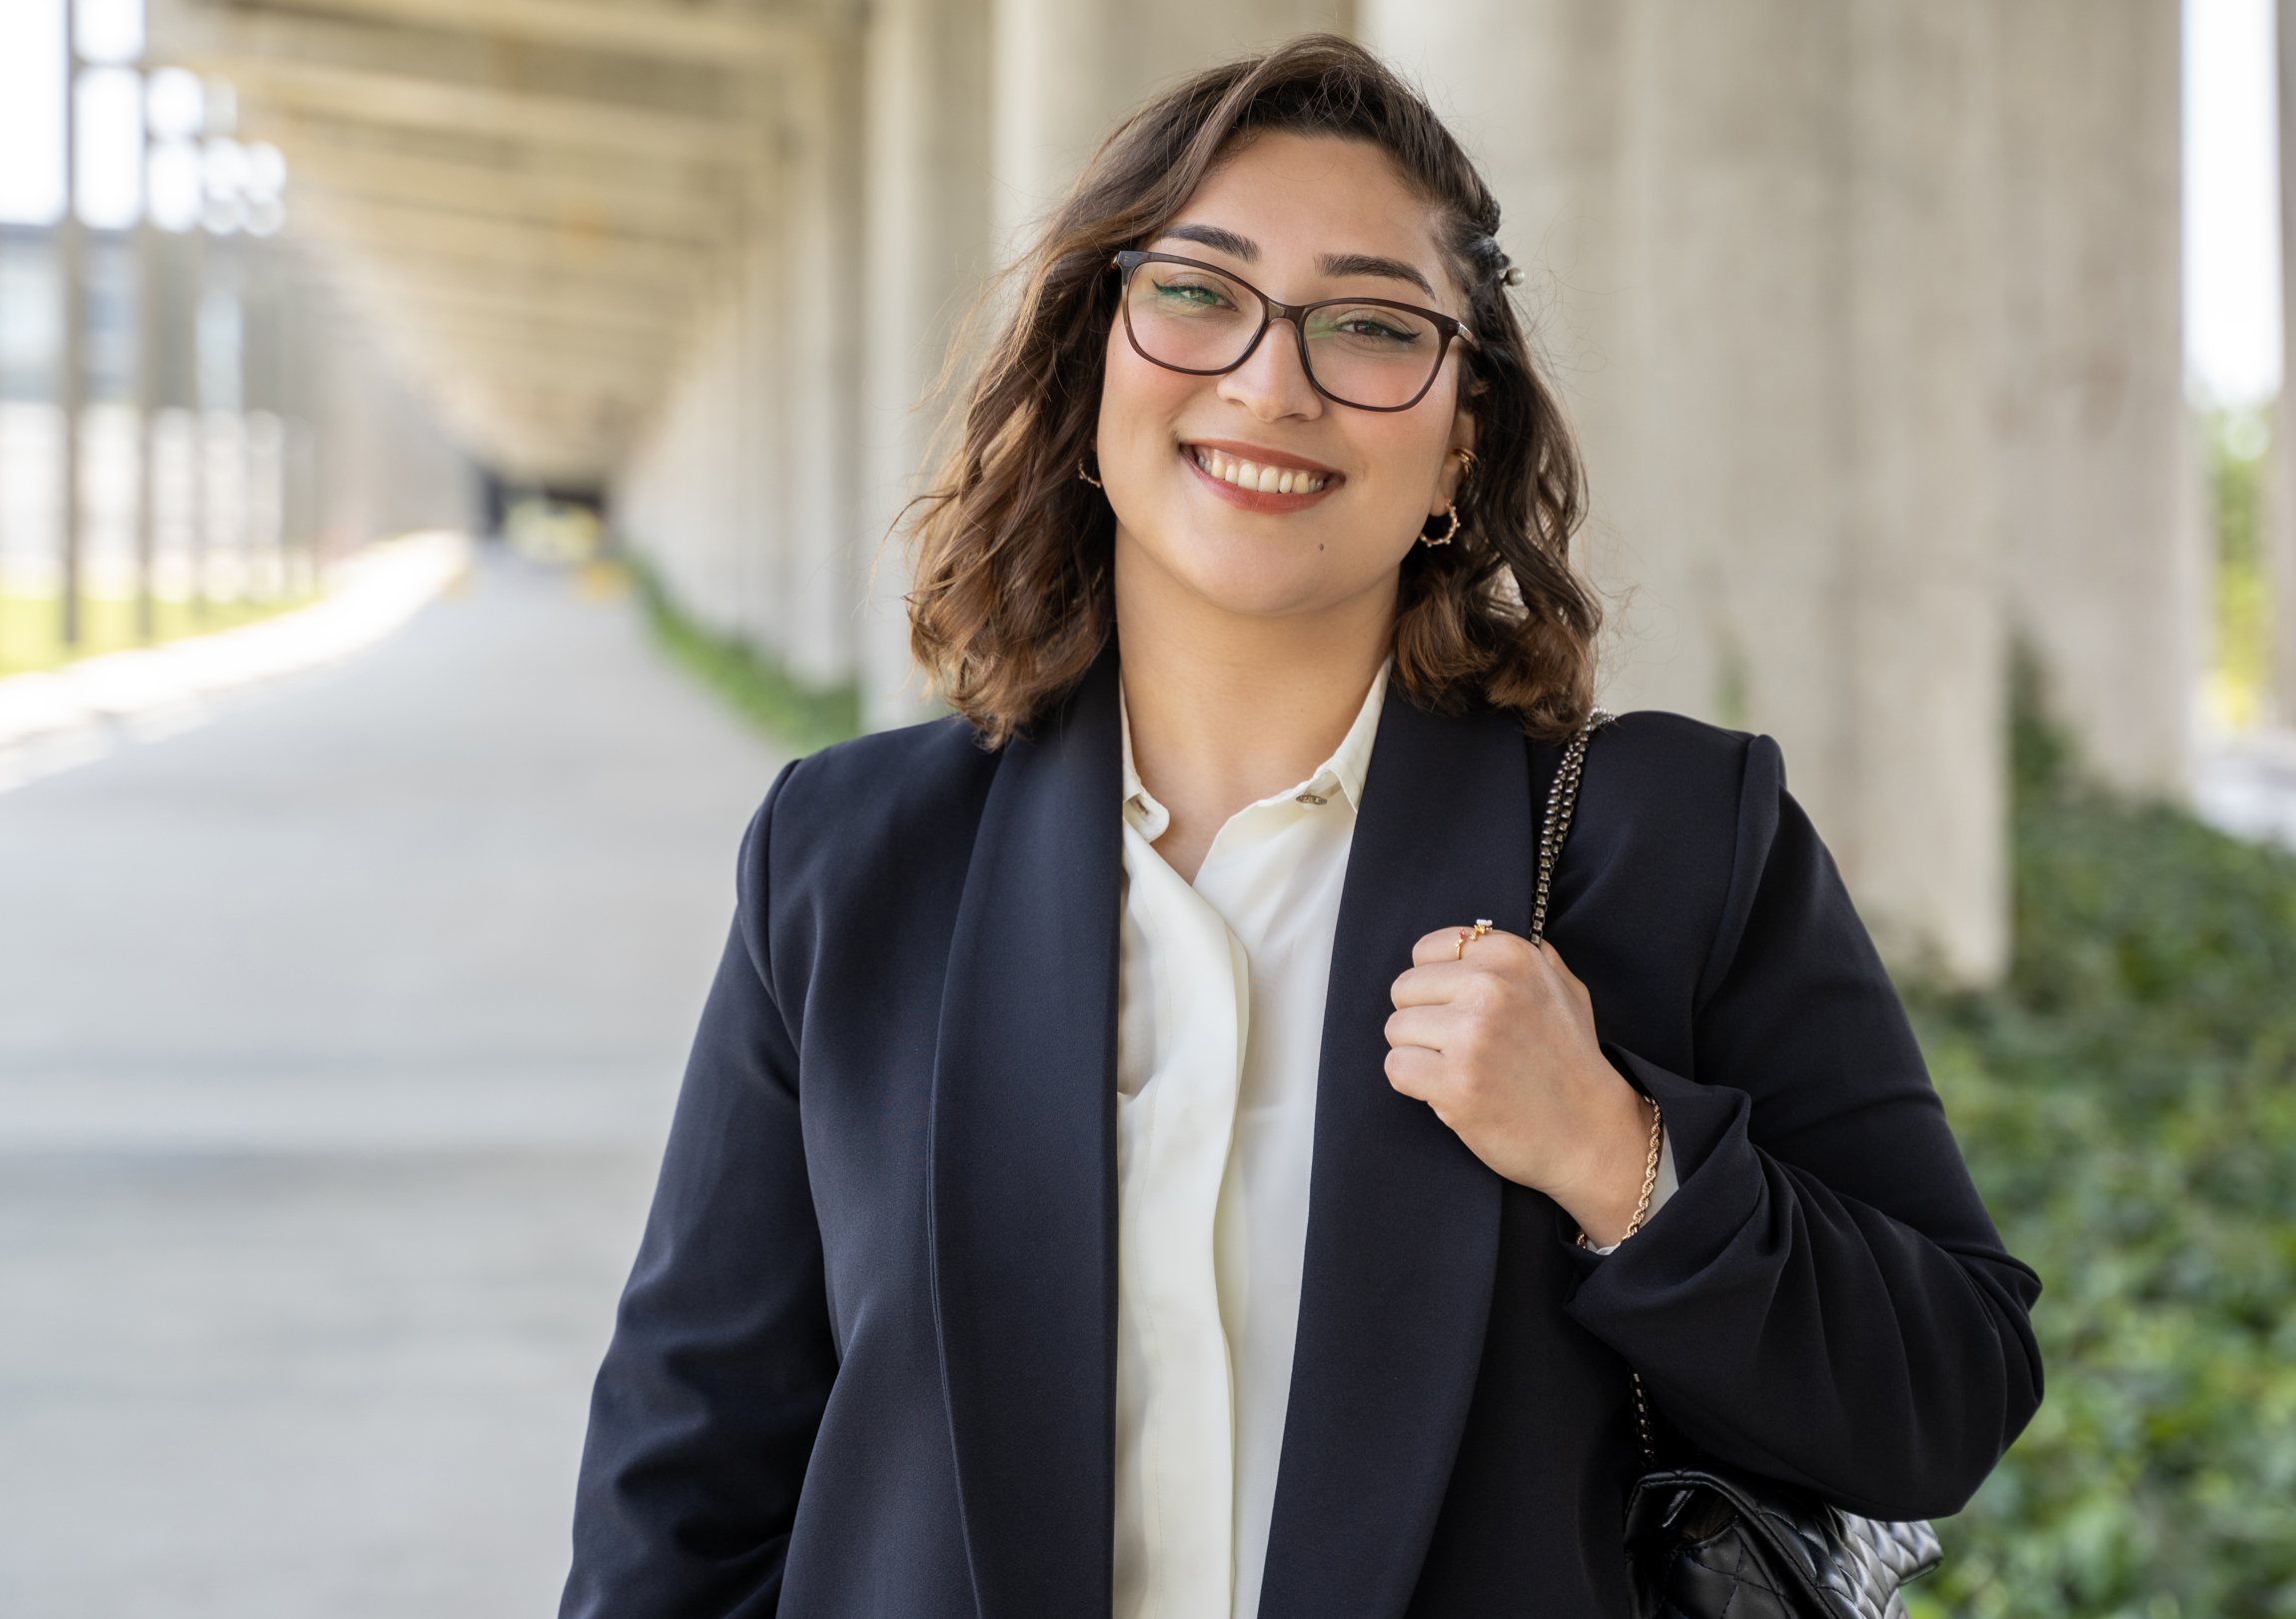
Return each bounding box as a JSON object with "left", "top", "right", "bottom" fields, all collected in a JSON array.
[
  {"left": 1343, "top": 416, "right": 1459, "bottom": 536},
  {"left": 1097, "top": 332, "right": 1192, "bottom": 459}
]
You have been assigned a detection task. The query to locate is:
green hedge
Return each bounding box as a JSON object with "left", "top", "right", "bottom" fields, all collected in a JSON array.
[
  {"left": 628, "top": 559, "right": 863, "bottom": 757},
  {"left": 1905, "top": 689, "right": 2296, "bottom": 1619}
]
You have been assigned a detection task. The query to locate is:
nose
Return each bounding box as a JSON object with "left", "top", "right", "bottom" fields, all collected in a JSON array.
[{"left": 1217, "top": 316, "right": 1325, "bottom": 422}]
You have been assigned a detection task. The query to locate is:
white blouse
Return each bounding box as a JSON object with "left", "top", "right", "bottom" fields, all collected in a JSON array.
[{"left": 1110, "top": 666, "right": 1673, "bottom": 1619}]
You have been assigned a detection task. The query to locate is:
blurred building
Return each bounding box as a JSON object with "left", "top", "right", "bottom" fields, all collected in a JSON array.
[
  {"left": 0, "top": 0, "right": 476, "bottom": 651},
  {"left": 10, "top": 0, "right": 2228, "bottom": 981}
]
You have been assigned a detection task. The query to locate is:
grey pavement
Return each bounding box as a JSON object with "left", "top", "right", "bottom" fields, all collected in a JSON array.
[
  {"left": 0, "top": 553, "right": 785, "bottom": 1617},
  {"left": 2196, "top": 726, "right": 2296, "bottom": 852}
]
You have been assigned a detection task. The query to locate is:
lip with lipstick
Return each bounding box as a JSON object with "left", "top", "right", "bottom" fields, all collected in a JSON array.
[{"left": 1185, "top": 441, "right": 1343, "bottom": 513}]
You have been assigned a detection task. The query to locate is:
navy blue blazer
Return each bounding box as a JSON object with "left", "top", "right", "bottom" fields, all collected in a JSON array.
[{"left": 562, "top": 653, "right": 2041, "bottom": 1618}]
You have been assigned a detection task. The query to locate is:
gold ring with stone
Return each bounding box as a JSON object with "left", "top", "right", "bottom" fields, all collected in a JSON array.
[{"left": 1454, "top": 918, "right": 1495, "bottom": 959}]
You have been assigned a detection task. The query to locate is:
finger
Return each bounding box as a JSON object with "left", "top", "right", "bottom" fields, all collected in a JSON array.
[
  {"left": 1412, "top": 927, "right": 1478, "bottom": 968},
  {"left": 1410, "top": 924, "right": 1530, "bottom": 969},
  {"left": 1390, "top": 960, "right": 1483, "bottom": 1009},
  {"left": 1383, "top": 1042, "right": 1447, "bottom": 1100},
  {"left": 1530, "top": 942, "right": 1601, "bottom": 1025},
  {"left": 1383, "top": 1003, "right": 1456, "bottom": 1052}
]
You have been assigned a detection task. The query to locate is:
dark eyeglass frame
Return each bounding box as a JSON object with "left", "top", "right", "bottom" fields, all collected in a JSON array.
[{"left": 1112, "top": 250, "right": 1478, "bottom": 413}]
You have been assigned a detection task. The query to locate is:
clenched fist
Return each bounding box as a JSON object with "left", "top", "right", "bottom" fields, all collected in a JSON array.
[{"left": 1386, "top": 926, "right": 1657, "bottom": 1248}]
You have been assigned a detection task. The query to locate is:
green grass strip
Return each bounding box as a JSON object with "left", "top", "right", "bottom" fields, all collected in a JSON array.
[
  {"left": 0, "top": 592, "right": 318, "bottom": 678},
  {"left": 626, "top": 557, "right": 862, "bottom": 757}
]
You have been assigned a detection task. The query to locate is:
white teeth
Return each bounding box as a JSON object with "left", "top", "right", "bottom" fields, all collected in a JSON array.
[{"left": 1192, "top": 447, "right": 1327, "bottom": 495}]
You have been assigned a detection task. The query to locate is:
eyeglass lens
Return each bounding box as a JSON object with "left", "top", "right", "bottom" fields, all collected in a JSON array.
[{"left": 1123, "top": 260, "right": 1446, "bottom": 409}]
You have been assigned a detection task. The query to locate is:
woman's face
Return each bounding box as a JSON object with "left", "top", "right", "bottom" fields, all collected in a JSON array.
[{"left": 1097, "top": 131, "right": 1476, "bottom": 627}]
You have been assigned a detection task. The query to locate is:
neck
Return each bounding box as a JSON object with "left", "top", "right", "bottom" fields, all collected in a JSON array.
[{"left": 1116, "top": 539, "right": 1393, "bottom": 883}]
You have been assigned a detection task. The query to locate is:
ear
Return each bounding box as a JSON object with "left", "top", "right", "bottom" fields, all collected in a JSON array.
[{"left": 1432, "top": 400, "right": 1479, "bottom": 516}]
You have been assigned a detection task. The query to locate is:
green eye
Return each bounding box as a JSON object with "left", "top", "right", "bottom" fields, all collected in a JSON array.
[
  {"left": 1151, "top": 278, "right": 1230, "bottom": 311},
  {"left": 1334, "top": 316, "right": 1421, "bottom": 345}
]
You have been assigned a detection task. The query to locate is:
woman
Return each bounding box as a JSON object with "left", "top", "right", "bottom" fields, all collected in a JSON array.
[{"left": 563, "top": 36, "right": 2040, "bottom": 1619}]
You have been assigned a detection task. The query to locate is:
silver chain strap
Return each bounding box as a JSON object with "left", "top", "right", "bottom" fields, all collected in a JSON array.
[{"left": 1528, "top": 707, "right": 1607, "bottom": 947}]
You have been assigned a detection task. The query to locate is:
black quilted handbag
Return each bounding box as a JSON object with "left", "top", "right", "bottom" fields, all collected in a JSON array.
[
  {"left": 1624, "top": 1463, "right": 1942, "bottom": 1619},
  {"left": 1530, "top": 716, "right": 1946, "bottom": 1619}
]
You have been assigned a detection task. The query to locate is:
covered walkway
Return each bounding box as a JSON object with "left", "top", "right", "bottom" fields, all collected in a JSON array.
[{"left": 0, "top": 556, "right": 781, "bottom": 1617}]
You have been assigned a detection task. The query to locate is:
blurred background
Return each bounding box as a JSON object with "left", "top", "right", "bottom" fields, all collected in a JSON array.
[{"left": 1, "top": 0, "right": 2293, "bottom": 1614}]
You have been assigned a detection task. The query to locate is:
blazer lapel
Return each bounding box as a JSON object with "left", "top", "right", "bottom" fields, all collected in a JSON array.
[
  {"left": 1257, "top": 691, "right": 1537, "bottom": 1619},
  {"left": 929, "top": 653, "right": 1123, "bottom": 1619}
]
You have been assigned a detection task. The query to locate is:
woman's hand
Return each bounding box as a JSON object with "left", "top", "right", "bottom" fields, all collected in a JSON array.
[{"left": 1386, "top": 927, "right": 1656, "bottom": 1248}]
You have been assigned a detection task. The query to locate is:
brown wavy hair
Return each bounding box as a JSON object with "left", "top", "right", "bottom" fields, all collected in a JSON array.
[{"left": 905, "top": 34, "right": 1597, "bottom": 747}]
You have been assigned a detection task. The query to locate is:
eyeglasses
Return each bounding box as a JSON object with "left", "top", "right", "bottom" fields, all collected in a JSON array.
[{"left": 1112, "top": 250, "right": 1477, "bottom": 413}]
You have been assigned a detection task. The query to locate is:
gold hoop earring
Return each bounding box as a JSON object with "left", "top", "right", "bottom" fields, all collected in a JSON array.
[
  {"left": 1420, "top": 506, "right": 1460, "bottom": 548},
  {"left": 1077, "top": 455, "right": 1103, "bottom": 490},
  {"left": 1454, "top": 448, "right": 1479, "bottom": 484}
]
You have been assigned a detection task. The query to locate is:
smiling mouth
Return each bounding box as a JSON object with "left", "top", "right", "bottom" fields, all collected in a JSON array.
[{"left": 1189, "top": 445, "right": 1335, "bottom": 496}]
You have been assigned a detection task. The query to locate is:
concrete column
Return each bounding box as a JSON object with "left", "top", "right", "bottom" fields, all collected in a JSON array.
[
  {"left": 615, "top": 292, "right": 734, "bottom": 633},
  {"left": 733, "top": 161, "right": 785, "bottom": 657},
  {"left": 857, "top": 0, "right": 995, "bottom": 729},
  {"left": 776, "top": 37, "right": 866, "bottom": 690},
  {"left": 1992, "top": 0, "right": 2193, "bottom": 792},
  {"left": 2276, "top": 0, "right": 2296, "bottom": 723},
  {"left": 989, "top": 0, "right": 1352, "bottom": 249},
  {"left": 1369, "top": 0, "right": 2011, "bottom": 978},
  {"left": 1840, "top": 0, "right": 2006, "bottom": 978}
]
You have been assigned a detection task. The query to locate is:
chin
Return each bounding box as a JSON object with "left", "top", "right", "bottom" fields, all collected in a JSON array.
[{"left": 1164, "top": 535, "right": 1367, "bottom": 621}]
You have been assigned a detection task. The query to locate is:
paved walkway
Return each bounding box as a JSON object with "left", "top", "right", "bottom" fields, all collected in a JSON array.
[
  {"left": 0, "top": 553, "right": 784, "bottom": 1618},
  {"left": 2195, "top": 727, "right": 2296, "bottom": 852}
]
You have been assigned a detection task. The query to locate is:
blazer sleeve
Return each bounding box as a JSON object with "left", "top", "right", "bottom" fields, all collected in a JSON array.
[
  {"left": 1562, "top": 736, "right": 2043, "bottom": 1522},
  {"left": 562, "top": 763, "right": 837, "bottom": 1618}
]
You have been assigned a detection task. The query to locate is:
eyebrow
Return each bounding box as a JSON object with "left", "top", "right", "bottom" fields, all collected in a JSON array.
[
  {"left": 1161, "top": 222, "right": 1257, "bottom": 260},
  {"left": 1156, "top": 224, "right": 1439, "bottom": 300},
  {"left": 1318, "top": 252, "right": 1436, "bottom": 299}
]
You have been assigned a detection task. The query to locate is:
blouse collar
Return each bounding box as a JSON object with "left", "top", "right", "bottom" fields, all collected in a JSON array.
[{"left": 1120, "top": 661, "right": 1392, "bottom": 841}]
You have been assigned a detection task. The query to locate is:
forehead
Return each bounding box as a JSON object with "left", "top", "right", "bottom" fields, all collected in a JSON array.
[{"left": 1166, "top": 132, "right": 1449, "bottom": 291}]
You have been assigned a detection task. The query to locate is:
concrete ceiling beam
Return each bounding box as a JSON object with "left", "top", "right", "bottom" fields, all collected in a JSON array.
[
  {"left": 355, "top": 324, "right": 665, "bottom": 388},
  {"left": 292, "top": 188, "right": 721, "bottom": 282},
  {"left": 293, "top": 193, "right": 710, "bottom": 301},
  {"left": 351, "top": 300, "right": 676, "bottom": 375},
  {"left": 211, "top": 0, "right": 823, "bottom": 66},
  {"left": 424, "top": 381, "right": 637, "bottom": 475},
  {"left": 189, "top": 53, "right": 759, "bottom": 165},
  {"left": 160, "top": 0, "right": 766, "bottom": 122},
  {"left": 419, "top": 376, "right": 629, "bottom": 455},
  {"left": 383, "top": 326, "right": 662, "bottom": 398},
  {"left": 250, "top": 111, "right": 752, "bottom": 202},
  {"left": 282, "top": 140, "right": 740, "bottom": 249},
  {"left": 330, "top": 271, "right": 688, "bottom": 344}
]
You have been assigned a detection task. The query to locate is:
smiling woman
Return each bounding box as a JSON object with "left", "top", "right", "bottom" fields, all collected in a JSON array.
[
  {"left": 905, "top": 49, "right": 1595, "bottom": 760},
  {"left": 562, "top": 35, "right": 2041, "bottom": 1619}
]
